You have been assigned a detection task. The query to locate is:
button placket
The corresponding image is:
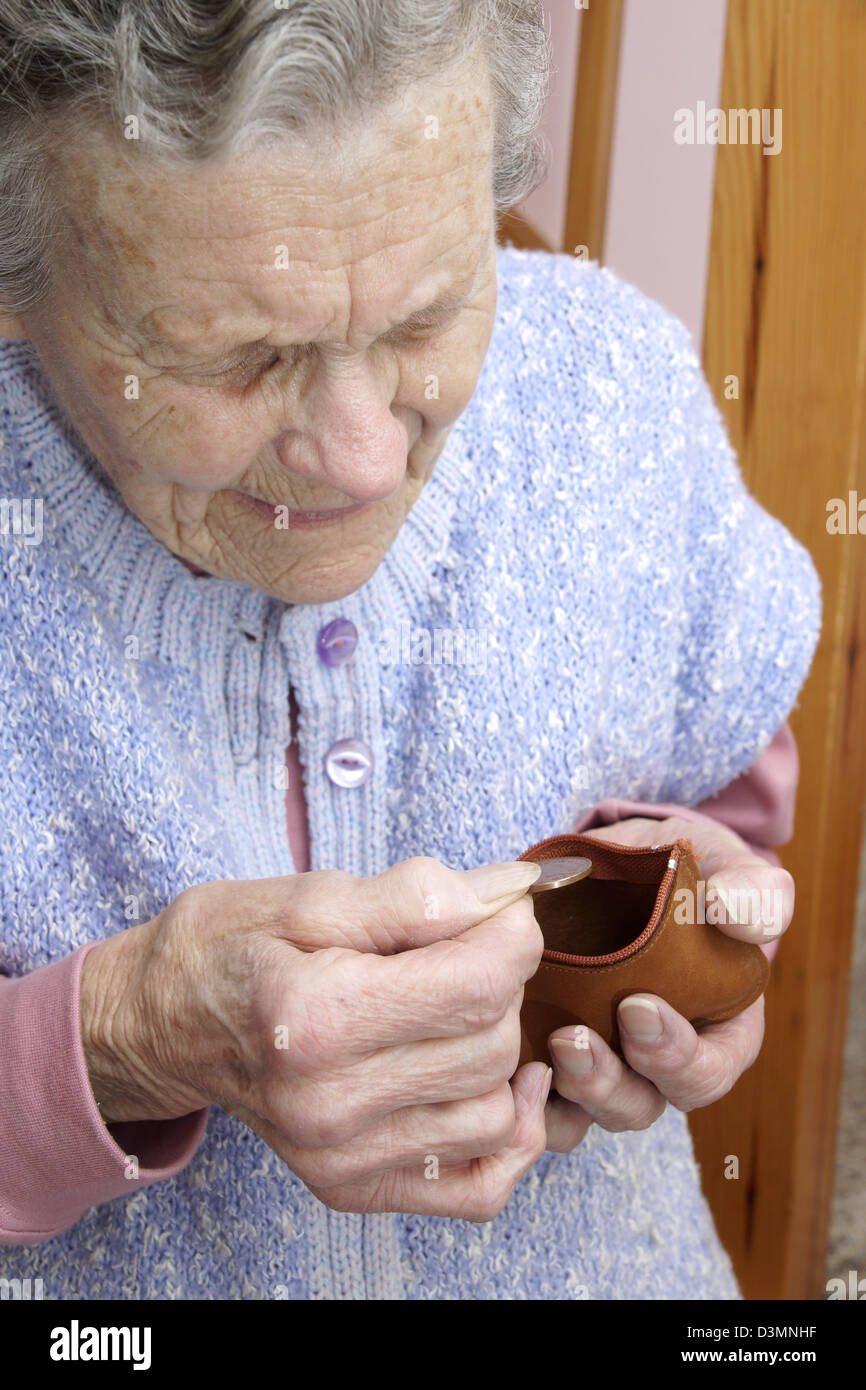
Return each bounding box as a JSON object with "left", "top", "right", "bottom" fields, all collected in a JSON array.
[
  {"left": 316, "top": 617, "right": 358, "bottom": 669},
  {"left": 323, "top": 736, "right": 373, "bottom": 788},
  {"left": 316, "top": 617, "right": 374, "bottom": 789}
]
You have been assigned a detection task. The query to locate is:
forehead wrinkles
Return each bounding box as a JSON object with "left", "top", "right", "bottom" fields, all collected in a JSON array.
[
  {"left": 47, "top": 61, "right": 494, "bottom": 343},
  {"left": 129, "top": 151, "right": 489, "bottom": 350},
  {"left": 113, "top": 136, "right": 487, "bottom": 279},
  {"left": 55, "top": 64, "right": 491, "bottom": 251},
  {"left": 141, "top": 224, "right": 486, "bottom": 356}
]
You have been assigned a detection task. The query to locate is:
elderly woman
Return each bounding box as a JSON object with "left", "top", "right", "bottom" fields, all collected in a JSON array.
[{"left": 0, "top": 0, "right": 819, "bottom": 1301}]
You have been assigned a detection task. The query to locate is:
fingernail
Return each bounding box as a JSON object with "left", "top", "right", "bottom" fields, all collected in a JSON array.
[
  {"left": 711, "top": 878, "right": 783, "bottom": 940},
  {"left": 538, "top": 1066, "right": 554, "bottom": 1106},
  {"left": 618, "top": 997, "right": 663, "bottom": 1042},
  {"left": 465, "top": 861, "right": 542, "bottom": 905},
  {"left": 550, "top": 1034, "right": 594, "bottom": 1074},
  {"left": 711, "top": 878, "right": 760, "bottom": 926}
]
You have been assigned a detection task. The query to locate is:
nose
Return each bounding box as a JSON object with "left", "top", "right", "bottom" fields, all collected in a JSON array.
[{"left": 275, "top": 358, "right": 410, "bottom": 503}]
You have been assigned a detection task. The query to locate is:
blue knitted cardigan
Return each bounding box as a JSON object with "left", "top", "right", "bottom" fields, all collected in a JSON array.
[{"left": 0, "top": 247, "right": 820, "bottom": 1300}]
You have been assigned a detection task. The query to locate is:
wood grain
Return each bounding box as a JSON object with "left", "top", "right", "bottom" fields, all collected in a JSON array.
[
  {"left": 691, "top": 0, "right": 866, "bottom": 1300},
  {"left": 563, "top": 0, "right": 624, "bottom": 261},
  {"left": 495, "top": 207, "right": 552, "bottom": 253}
]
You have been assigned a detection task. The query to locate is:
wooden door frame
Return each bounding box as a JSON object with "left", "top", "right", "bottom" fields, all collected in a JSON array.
[{"left": 690, "top": 0, "right": 866, "bottom": 1300}]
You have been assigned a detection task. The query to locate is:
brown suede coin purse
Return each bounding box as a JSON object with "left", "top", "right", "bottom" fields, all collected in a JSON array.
[{"left": 516, "top": 832, "right": 769, "bottom": 1065}]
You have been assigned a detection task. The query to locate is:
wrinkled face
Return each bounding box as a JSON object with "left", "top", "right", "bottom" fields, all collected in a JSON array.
[{"left": 3, "top": 53, "right": 498, "bottom": 603}]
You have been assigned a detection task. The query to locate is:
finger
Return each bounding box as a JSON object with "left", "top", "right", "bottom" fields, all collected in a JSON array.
[
  {"left": 278, "top": 897, "right": 541, "bottom": 1055},
  {"left": 703, "top": 865, "right": 793, "bottom": 944},
  {"left": 542, "top": 1093, "right": 595, "bottom": 1152},
  {"left": 546, "top": 1025, "right": 666, "bottom": 1132},
  {"left": 268, "top": 999, "right": 527, "bottom": 1138},
  {"left": 289, "top": 856, "right": 542, "bottom": 953},
  {"left": 305, "top": 1063, "right": 552, "bottom": 1220},
  {"left": 584, "top": 817, "right": 793, "bottom": 946},
  {"left": 581, "top": 817, "right": 695, "bottom": 847},
  {"left": 582, "top": 815, "right": 744, "bottom": 859},
  {"left": 616, "top": 993, "right": 765, "bottom": 1110},
  {"left": 238, "top": 1084, "right": 526, "bottom": 1188}
]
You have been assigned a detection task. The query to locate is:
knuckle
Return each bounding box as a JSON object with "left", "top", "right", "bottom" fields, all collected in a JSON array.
[
  {"left": 562, "top": 1058, "right": 618, "bottom": 1106},
  {"left": 313, "top": 1184, "right": 364, "bottom": 1214},
  {"left": 297, "top": 1148, "right": 356, "bottom": 1188},
  {"left": 528, "top": 1129, "right": 547, "bottom": 1166},
  {"left": 463, "top": 1178, "right": 511, "bottom": 1224},
  {"left": 676, "top": 1054, "right": 736, "bottom": 1112},
  {"left": 422, "top": 939, "right": 514, "bottom": 1028},
  {"left": 404, "top": 854, "right": 451, "bottom": 886},
  {"left": 164, "top": 879, "right": 225, "bottom": 937},
  {"left": 284, "top": 1094, "right": 359, "bottom": 1150},
  {"left": 367, "top": 856, "right": 454, "bottom": 943},
  {"left": 504, "top": 1008, "right": 524, "bottom": 1072},
  {"left": 606, "top": 1096, "right": 666, "bottom": 1132},
  {"left": 515, "top": 893, "right": 546, "bottom": 946},
  {"left": 487, "top": 1013, "right": 523, "bottom": 1080},
  {"left": 497, "top": 896, "right": 545, "bottom": 961},
  {"left": 397, "top": 853, "right": 451, "bottom": 907},
  {"left": 462, "top": 947, "right": 516, "bottom": 1023},
  {"left": 471, "top": 1086, "right": 516, "bottom": 1150}
]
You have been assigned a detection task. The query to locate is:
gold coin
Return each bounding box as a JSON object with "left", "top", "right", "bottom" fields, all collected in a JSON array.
[{"left": 524, "top": 856, "right": 593, "bottom": 894}]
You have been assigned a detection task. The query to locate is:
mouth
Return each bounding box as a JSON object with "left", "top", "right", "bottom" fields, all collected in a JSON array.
[{"left": 231, "top": 490, "right": 373, "bottom": 528}]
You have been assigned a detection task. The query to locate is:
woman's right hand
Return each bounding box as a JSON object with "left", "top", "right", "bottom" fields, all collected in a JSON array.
[{"left": 79, "top": 858, "right": 553, "bottom": 1221}]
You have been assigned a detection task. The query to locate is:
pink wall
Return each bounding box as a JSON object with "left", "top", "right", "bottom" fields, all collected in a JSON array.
[{"left": 521, "top": 0, "right": 728, "bottom": 349}]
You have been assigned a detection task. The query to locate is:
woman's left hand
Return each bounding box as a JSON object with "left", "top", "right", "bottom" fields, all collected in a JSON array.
[{"left": 542, "top": 815, "right": 792, "bottom": 1153}]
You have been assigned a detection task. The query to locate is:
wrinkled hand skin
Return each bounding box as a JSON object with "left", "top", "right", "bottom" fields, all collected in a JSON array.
[
  {"left": 540, "top": 816, "right": 791, "bottom": 1153},
  {"left": 79, "top": 858, "right": 555, "bottom": 1222}
]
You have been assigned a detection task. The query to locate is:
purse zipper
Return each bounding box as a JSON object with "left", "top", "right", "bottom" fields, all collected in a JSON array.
[{"left": 533, "top": 843, "right": 683, "bottom": 967}]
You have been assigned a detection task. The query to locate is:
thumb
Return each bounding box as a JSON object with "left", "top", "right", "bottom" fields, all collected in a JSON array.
[
  {"left": 645, "top": 820, "right": 794, "bottom": 943},
  {"left": 347, "top": 856, "right": 543, "bottom": 953},
  {"left": 281, "top": 856, "right": 541, "bottom": 954}
]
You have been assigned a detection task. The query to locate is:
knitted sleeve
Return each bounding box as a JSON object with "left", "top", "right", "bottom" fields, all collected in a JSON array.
[{"left": 658, "top": 336, "right": 821, "bottom": 804}]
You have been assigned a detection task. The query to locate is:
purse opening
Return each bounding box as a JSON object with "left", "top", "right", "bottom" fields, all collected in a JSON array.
[{"left": 532, "top": 876, "right": 661, "bottom": 957}]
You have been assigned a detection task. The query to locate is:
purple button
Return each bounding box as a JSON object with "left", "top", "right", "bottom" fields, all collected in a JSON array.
[
  {"left": 316, "top": 618, "right": 358, "bottom": 668},
  {"left": 324, "top": 737, "right": 374, "bottom": 789}
]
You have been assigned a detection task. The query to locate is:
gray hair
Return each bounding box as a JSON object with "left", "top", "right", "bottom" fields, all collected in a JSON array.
[{"left": 0, "top": 0, "right": 551, "bottom": 317}]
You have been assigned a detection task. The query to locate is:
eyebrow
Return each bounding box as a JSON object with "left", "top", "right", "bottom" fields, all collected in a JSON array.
[
  {"left": 385, "top": 291, "right": 467, "bottom": 334},
  {"left": 142, "top": 275, "right": 478, "bottom": 361},
  {"left": 140, "top": 246, "right": 489, "bottom": 364}
]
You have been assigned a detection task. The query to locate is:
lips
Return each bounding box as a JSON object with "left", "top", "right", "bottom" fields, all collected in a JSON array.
[{"left": 233, "top": 491, "right": 372, "bottom": 527}]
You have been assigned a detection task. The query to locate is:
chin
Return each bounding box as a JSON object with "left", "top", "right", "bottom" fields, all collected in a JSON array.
[{"left": 258, "top": 551, "right": 388, "bottom": 605}]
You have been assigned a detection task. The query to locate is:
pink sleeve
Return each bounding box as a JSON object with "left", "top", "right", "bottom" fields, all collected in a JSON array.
[
  {"left": 572, "top": 722, "right": 799, "bottom": 868},
  {"left": 0, "top": 940, "right": 209, "bottom": 1245}
]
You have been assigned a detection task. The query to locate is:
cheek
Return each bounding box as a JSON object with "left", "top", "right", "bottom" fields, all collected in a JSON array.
[
  {"left": 402, "top": 327, "right": 491, "bottom": 421},
  {"left": 113, "top": 381, "right": 262, "bottom": 489}
]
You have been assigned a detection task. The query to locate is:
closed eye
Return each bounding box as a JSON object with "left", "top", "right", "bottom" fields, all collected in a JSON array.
[
  {"left": 383, "top": 304, "right": 464, "bottom": 342},
  {"left": 182, "top": 308, "right": 461, "bottom": 385},
  {"left": 183, "top": 346, "right": 286, "bottom": 383}
]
